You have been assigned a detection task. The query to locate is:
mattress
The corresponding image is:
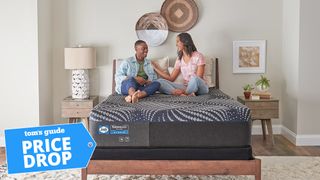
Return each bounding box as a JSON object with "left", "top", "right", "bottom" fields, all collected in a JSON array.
[{"left": 89, "top": 88, "right": 251, "bottom": 148}]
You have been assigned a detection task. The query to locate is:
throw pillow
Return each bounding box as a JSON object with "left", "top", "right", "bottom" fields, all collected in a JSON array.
[
  {"left": 204, "top": 56, "right": 215, "bottom": 87},
  {"left": 152, "top": 56, "right": 169, "bottom": 74}
]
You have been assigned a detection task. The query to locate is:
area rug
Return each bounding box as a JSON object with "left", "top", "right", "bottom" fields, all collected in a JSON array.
[{"left": 1, "top": 156, "right": 319, "bottom": 180}]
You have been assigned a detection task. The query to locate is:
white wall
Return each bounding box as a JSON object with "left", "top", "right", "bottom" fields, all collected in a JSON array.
[
  {"left": 38, "top": 0, "right": 54, "bottom": 125},
  {"left": 0, "top": 0, "right": 40, "bottom": 145},
  {"left": 52, "top": 0, "right": 284, "bottom": 126},
  {"left": 281, "top": 0, "right": 300, "bottom": 134},
  {"left": 298, "top": 0, "right": 320, "bottom": 135},
  {"left": 0, "top": 0, "right": 54, "bottom": 146}
]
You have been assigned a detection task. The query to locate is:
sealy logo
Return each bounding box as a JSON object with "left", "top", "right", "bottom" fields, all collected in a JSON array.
[{"left": 98, "top": 125, "right": 109, "bottom": 134}]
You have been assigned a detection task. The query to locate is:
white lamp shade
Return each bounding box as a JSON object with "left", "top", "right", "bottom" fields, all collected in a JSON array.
[{"left": 64, "top": 47, "right": 96, "bottom": 69}]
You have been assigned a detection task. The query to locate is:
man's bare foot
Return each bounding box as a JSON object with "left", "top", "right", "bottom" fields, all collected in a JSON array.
[
  {"left": 189, "top": 92, "right": 196, "bottom": 96},
  {"left": 172, "top": 89, "right": 184, "bottom": 96},
  {"left": 125, "top": 95, "right": 132, "bottom": 103},
  {"left": 132, "top": 91, "right": 140, "bottom": 103}
]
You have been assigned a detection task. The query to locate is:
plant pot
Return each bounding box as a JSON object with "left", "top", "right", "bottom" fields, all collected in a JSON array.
[
  {"left": 256, "top": 84, "right": 269, "bottom": 92},
  {"left": 244, "top": 91, "right": 251, "bottom": 99}
]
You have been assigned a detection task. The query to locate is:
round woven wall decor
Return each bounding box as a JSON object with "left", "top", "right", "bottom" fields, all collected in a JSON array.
[
  {"left": 161, "top": 0, "right": 199, "bottom": 32},
  {"left": 135, "top": 12, "right": 168, "bottom": 47}
]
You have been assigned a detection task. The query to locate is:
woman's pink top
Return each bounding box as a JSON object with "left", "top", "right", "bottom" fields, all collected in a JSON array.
[{"left": 174, "top": 51, "right": 205, "bottom": 82}]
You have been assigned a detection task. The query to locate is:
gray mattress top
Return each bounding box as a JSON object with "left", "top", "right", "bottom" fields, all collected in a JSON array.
[{"left": 89, "top": 88, "right": 250, "bottom": 123}]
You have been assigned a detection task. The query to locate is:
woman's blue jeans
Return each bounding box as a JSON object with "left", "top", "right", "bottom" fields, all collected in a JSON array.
[{"left": 156, "top": 76, "right": 209, "bottom": 95}]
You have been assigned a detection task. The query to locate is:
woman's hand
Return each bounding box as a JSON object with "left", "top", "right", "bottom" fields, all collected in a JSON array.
[
  {"left": 183, "top": 80, "right": 189, "bottom": 86},
  {"left": 151, "top": 61, "right": 160, "bottom": 70}
]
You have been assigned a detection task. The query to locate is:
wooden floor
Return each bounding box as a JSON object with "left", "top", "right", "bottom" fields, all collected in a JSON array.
[
  {"left": 0, "top": 135, "right": 319, "bottom": 165},
  {"left": 252, "top": 135, "right": 320, "bottom": 156}
]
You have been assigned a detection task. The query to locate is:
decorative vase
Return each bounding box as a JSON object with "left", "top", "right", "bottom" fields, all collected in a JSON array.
[{"left": 244, "top": 91, "right": 251, "bottom": 99}]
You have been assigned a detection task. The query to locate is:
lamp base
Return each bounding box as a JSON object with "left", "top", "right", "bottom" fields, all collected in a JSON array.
[{"left": 72, "top": 69, "right": 89, "bottom": 99}]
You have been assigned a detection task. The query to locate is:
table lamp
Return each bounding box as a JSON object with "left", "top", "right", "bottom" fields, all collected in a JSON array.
[{"left": 64, "top": 46, "right": 96, "bottom": 99}]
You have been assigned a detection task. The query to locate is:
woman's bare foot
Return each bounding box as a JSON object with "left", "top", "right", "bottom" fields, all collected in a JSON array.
[
  {"left": 132, "top": 91, "right": 140, "bottom": 103},
  {"left": 125, "top": 95, "right": 132, "bottom": 103},
  {"left": 180, "top": 92, "right": 196, "bottom": 96},
  {"left": 172, "top": 89, "right": 185, "bottom": 96}
]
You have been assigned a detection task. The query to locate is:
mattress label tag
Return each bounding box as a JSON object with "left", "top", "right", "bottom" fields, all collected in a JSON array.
[{"left": 110, "top": 124, "right": 129, "bottom": 135}]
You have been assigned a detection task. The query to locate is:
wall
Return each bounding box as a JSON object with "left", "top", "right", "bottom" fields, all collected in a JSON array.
[
  {"left": 298, "top": 0, "right": 320, "bottom": 136},
  {"left": 38, "top": 0, "right": 54, "bottom": 125},
  {"left": 281, "top": 0, "right": 299, "bottom": 135},
  {"left": 52, "top": 0, "right": 69, "bottom": 124},
  {"left": 52, "top": 0, "right": 284, "bottom": 126},
  {"left": 0, "top": 0, "right": 40, "bottom": 145},
  {"left": 0, "top": 0, "right": 54, "bottom": 146}
]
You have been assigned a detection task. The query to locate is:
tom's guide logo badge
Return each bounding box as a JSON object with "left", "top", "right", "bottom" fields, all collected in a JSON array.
[{"left": 4, "top": 123, "right": 96, "bottom": 174}]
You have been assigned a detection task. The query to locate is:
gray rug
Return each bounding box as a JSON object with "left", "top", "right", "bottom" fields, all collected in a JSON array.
[{"left": 1, "top": 156, "right": 320, "bottom": 180}]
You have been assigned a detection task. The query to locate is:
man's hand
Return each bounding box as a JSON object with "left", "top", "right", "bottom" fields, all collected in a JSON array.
[
  {"left": 145, "top": 80, "right": 152, "bottom": 85},
  {"left": 135, "top": 76, "right": 146, "bottom": 85}
]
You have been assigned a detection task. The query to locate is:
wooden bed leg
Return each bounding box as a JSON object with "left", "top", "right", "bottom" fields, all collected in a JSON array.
[
  {"left": 255, "top": 159, "right": 261, "bottom": 180},
  {"left": 81, "top": 168, "right": 87, "bottom": 180}
]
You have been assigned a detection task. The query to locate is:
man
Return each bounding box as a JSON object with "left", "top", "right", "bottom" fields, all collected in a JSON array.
[{"left": 115, "top": 40, "right": 160, "bottom": 103}]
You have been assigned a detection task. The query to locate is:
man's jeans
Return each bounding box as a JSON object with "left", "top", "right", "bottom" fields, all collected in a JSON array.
[
  {"left": 157, "top": 76, "right": 209, "bottom": 95},
  {"left": 121, "top": 77, "right": 160, "bottom": 96}
]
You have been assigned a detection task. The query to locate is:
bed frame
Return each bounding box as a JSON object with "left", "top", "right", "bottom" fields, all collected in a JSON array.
[{"left": 81, "top": 58, "right": 261, "bottom": 180}]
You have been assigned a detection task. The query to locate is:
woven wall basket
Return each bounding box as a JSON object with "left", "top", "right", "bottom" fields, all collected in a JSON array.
[
  {"left": 161, "top": 0, "right": 199, "bottom": 32},
  {"left": 135, "top": 12, "right": 168, "bottom": 47}
]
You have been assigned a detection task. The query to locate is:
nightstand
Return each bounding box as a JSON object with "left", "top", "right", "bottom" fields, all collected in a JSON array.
[
  {"left": 61, "top": 96, "right": 98, "bottom": 128},
  {"left": 237, "top": 96, "right": 279, "bottom": 144}
]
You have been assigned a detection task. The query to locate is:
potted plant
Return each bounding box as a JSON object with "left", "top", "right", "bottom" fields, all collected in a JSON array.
[
  {"left": 243, "top": 84, "right": 254, "bottom": 99},
  {"left": 255, "top": 75, "right": 270, "bottom": 92}
]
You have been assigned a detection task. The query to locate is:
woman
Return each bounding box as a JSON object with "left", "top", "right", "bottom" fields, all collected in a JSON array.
[{"left": 152, "top": 33, "right": 209, "bottom": 96}]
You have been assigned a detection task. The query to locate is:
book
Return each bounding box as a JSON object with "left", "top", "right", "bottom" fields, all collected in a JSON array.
[{"left": 252, "top": 91, "right": 271, "bottom": 99}]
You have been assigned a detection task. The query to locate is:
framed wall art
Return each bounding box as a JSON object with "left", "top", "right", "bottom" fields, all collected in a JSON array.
[{"left": 233, "top": 40, "right": 266, "bottom": 73}]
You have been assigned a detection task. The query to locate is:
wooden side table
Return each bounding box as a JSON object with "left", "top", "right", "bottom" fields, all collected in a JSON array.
[
  {"left": 237, "top": 96, "right": 279, "bottom": 144},
  {"left": 61, "top": 96, "right": 98, "bottom": 128}
]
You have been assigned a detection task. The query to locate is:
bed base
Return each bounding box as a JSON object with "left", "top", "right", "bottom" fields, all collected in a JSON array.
[{"left": 81, "top": 159, "right": 261, "bottom": 180}]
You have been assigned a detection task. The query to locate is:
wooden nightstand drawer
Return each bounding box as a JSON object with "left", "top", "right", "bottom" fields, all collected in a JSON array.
[
  {"left": 245, "top": 101, "right": 279, "bottom": 110},
  {"left": 61, "top": 108, "right": 92, "bottom": 118},
  {"left": 61, "top": 101, "right": 93, "bottom": 109},
  {"left": 251, "top": 109, "right": 279, "bottom": 119}
]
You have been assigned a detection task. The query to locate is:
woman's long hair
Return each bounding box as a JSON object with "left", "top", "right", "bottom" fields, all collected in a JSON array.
[{"left": 177, "top": 33, "right": 197, "bottom": 60}]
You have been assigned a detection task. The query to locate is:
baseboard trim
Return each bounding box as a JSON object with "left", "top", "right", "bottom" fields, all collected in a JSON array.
[
  {"left": 281, "top": 126, "right": 297, "bottom": 145},
  {"left": 253, "top": 125, "right": 320, "bottom": 146},
  {"left": 281, "top": 126, "right": 320, "bottom": 146},
  {"left": 296, "top": 135, "right": 320, "bottom": 146},
  {"left": 252, "top": 124, "right": 282, "bottom": 135}
]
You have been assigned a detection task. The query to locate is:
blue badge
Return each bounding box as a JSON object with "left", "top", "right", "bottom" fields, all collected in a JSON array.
[{"left": 5, "top": 123, "right": 96, "bottom": 174}]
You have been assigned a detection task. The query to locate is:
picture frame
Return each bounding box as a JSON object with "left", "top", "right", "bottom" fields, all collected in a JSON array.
[{"left": 233, "top": 40, "right": 266, "bottom": 73}]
